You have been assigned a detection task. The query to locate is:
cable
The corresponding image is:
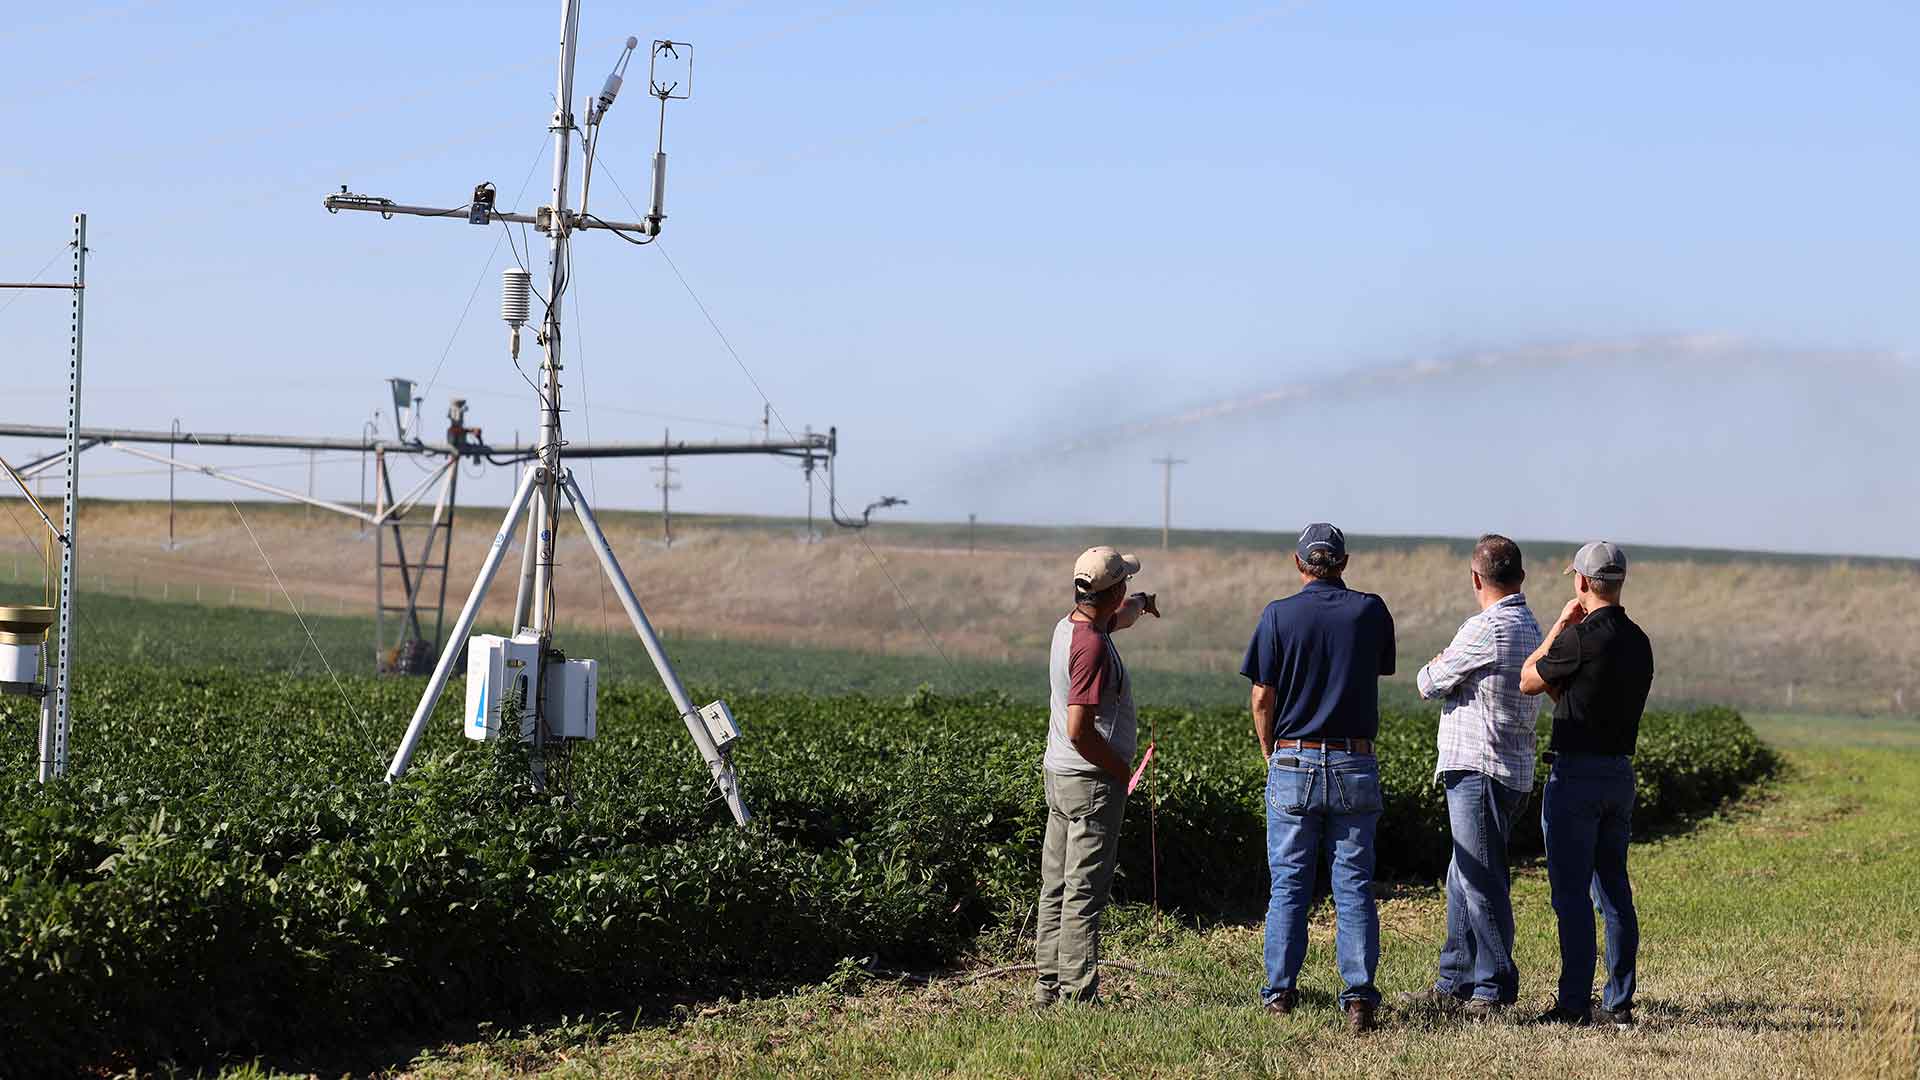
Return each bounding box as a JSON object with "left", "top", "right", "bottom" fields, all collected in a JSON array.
[
  {"left": 186, "top": 433, "right": 366, "bottom": 725},
  {"left": 0, "top": 247, "right": 69, "bottom": 320},
  {"left": 579, "top": 213, "right": 653, "bottom": 246},
  {"left": 0, "top": 497, "right": 56, "bottom": 599},
  {"left": 417, "top": 134, "right": 551, "bottom": 409}
]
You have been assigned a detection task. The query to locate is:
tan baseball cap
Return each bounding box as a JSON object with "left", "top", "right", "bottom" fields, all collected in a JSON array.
[{"left": 1073, "top": 546, "right": 1141, "bottom": 594}]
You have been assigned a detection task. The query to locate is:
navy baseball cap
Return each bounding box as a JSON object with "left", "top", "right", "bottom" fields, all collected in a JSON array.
[{"left": 1297, "top": 522, "right": 1347, "bottom": 561}]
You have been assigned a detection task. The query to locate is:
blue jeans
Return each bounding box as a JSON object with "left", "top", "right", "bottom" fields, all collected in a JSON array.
[
  {"left": 1542, "top": 753, "right": 1639, "bottom": 1014},
  {"left": 1436, "top": 770, "right": 1527, "bottom": 1004},
  {"left": 1262, "top": 748, "right": 1383, "bottom": 1007}
]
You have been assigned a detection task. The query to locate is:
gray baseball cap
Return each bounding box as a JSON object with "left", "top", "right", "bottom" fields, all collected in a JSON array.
[{"left": 1564, "top": 540, "right": 1628, "bottom": 582}]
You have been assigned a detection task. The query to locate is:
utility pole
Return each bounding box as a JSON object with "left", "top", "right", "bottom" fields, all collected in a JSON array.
[
  {"left": 652, "top": 427, "right": 680, "bottom": 547},
  {"left": 1151, "top": 453, "right": 1187, "bottom": 552},
  {"left": 802, "top": 448, "right": 817, "bottom": 543},
  {"left": 167, "top": 418, "right": 179, "bottom": 550}
]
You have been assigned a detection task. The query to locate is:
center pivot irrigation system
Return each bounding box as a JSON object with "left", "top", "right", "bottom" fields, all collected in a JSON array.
[{"left": 0, "top": 1, "right": 906, "bottom": 820}]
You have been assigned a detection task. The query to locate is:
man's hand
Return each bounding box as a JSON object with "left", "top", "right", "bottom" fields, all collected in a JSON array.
[
  {"left": 1558, "top": 598, "right": 1588, "bottom": 627},
  {"left": 1138, "top": 592, "right": 1161, "bottom": 618}
]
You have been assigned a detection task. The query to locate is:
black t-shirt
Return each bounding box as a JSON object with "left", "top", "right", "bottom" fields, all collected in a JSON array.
[{"left": 1535, "top": 605, "right": 1654, "bottom": 756}]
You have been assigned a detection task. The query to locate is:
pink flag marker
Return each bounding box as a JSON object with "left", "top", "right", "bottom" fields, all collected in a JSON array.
[{"left": 1128, "top": 742, "right": 1156, "bottom": 795}]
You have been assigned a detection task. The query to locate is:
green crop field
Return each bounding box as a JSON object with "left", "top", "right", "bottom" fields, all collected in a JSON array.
[{"left": 0, "top": 594, "right": 1909, "bottom": 1077}]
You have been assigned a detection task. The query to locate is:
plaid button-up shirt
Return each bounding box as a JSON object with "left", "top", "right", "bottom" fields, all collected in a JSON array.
[{"left": 1416, "top": 592, "right": 1544, "bottom": 791}]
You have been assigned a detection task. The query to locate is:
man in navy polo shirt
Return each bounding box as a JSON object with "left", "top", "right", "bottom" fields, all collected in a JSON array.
[{"left": 1242, "top": 523, "right": 1397, "bottom": 1033}]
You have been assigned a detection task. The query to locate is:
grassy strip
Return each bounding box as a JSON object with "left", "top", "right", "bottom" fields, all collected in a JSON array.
[{"left": 400, "top": 715, "right": 1920, "bottom": 1079}]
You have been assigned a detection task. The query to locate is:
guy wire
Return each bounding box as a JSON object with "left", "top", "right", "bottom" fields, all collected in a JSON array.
[
  {"left": 186, "top": 433, "right": 365, "bottom": 728},
  {"left": 601, "top": 197, "right": 962, "bottom": 690}
]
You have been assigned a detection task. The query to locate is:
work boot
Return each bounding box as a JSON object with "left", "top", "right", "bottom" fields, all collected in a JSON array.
[
  {"left": 1593, "top": 1003, "right": 1636, "bottom": 1029},
  {"left": 1461, "top": 999, "right": 1508, "bottom": 1024},
  {"left": 1528, "top": 1004, "right": 1592, "bottom": 1027},
  {"left": 1346, "top": 999, "right": 1377, "bottom": 1034},
  {"left": 1264, "top": 989, "right": 1299, "bottom": 1016},
  {"left": 1395, "top": 985, "right": 1465, "bottom": 1018}
]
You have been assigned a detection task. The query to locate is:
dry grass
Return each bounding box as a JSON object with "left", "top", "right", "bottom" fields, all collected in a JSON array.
[
  {"left": 7, "top": 500, "right": 1919, "bottom": 714},
  {"left": 1821, "top": 949, "right": 1920, "bottom": 1080}
]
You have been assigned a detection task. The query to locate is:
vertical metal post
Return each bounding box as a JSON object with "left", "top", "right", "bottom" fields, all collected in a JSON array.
[
  {"left": 45, "top": 213, "right": 85, "bottom": 781},
  {"left": 431, "top": 459, "right": 459, "bottom": 654},
  {"left": 373, "top": 446, "right": 387, "bottom": 668},
  {"left": 527, "top": 0, "right": 583, "bottom": 752}
]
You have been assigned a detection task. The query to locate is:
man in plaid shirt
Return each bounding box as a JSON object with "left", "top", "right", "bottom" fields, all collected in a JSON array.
[{"left": 1403, "top": 534, "right": 1543, "bottom": 1018}]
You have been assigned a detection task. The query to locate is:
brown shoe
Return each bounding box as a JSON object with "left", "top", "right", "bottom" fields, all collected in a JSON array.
[
  {"left": 1264, "top": 989, "right": 1299, "bottom": 1016},
  {"left": 1346, "top": 999, "right": 1378, "bottom": 1033}
]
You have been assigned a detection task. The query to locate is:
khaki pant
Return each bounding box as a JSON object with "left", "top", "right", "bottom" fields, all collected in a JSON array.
[{"left": 1034, "top": 769, "right": 1127, "bottom": 1002}]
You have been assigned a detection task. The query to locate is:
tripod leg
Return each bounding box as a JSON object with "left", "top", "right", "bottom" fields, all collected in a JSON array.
[
  {"left": 385, "top": 464, "right": 541, "bottom": 782},
  {"left": 561, "top": 471, "right": 750, "bottom": 825},
  {"left": 512, "top": 495, "right": 539, "bottom": 633}
]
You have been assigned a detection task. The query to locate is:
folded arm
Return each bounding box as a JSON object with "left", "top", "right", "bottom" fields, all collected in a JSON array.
[{"left": 1417, "top": 620, "right": 1496, "bottom": 700}]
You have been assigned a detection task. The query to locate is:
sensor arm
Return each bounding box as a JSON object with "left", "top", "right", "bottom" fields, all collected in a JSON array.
[{"left": 322, "top": 194, "right": 659, "bottom": 237}]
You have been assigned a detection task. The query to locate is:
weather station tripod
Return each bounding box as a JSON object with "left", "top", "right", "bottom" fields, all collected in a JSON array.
[{"left": 324, "top": 1, "right": 748, "bottom": 824}]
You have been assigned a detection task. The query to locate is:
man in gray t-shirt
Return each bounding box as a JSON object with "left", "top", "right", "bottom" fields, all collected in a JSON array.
[{"left": 1034, "top": 545, "right": 1159, "bottom": 1005}]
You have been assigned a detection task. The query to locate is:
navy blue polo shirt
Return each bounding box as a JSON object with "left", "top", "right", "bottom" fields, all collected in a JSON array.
[{"left": 1240, "top": 579, "right": 1397, "bottom": 740}]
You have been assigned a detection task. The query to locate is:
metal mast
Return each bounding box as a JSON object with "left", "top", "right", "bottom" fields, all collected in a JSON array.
[{"left": 529, "top": 0, "right": 583, "bottom": 660}]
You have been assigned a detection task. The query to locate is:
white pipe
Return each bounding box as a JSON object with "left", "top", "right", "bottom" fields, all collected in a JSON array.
[
  {"left": 106, "top": 443, "right": 378, "bottom": 524},
  {"left": 385, "top": 464, "right": 540, "bottom": 782}
]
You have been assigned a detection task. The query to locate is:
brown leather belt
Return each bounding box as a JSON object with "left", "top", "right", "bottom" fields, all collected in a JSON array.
[{"left": 1273, "top": 737, "right": 1374, "bottom": 755}]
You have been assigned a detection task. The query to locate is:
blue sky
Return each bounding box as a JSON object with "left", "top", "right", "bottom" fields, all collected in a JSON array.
[{"left": 4, "top": 1, "right": 1918, "bottom": 555}]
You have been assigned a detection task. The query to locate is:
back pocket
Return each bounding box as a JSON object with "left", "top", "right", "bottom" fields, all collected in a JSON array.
[
  {"left": 1334, "top": 766, "right": 1384, "bottom": 814},
  {"left": 1266, "top": 764, "right": 1314, "bottom": 815}
]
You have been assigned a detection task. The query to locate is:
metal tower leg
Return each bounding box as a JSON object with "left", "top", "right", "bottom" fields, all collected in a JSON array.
[
  {"left": 384, "top": 464, "right": 540, "bottom": 782},
  {"left": 561, "top": 470, "right": 749, "bottom": 825}
]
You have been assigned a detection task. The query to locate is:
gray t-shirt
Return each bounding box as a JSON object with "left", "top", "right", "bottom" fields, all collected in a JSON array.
[{"left": 1044, "top": 613, "right": 1137, "bottom": 776}]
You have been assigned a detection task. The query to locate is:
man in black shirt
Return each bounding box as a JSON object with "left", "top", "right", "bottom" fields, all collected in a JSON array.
[{"left": 1520, "top": 540, "right": 1654, "bottom": 1028}]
